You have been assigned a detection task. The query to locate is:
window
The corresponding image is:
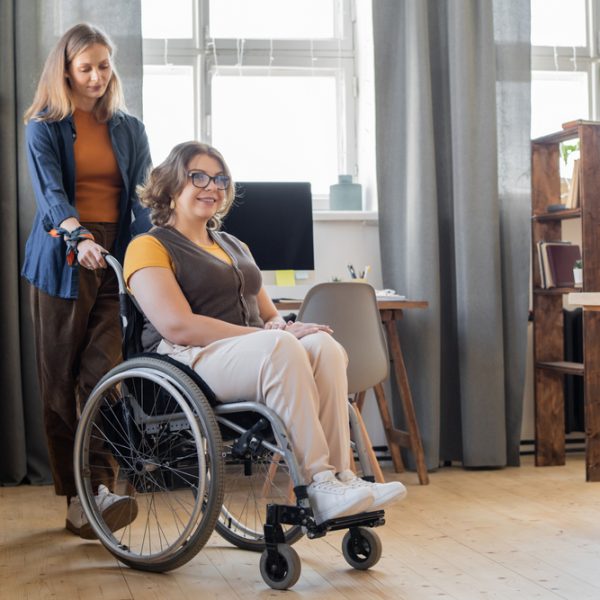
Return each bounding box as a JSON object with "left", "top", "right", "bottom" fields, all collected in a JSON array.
[
  {"left": 530, "top": 0, "right": 594, "bottom": 138},
  {"left": 531, "top": 71, "right": 588, "bottom": 138},
  {"left": 531, "top": 0, "right": 586, "bottom": 47},
  {"left": 141, "top": 0, "right": 357, "bottom": 208}
]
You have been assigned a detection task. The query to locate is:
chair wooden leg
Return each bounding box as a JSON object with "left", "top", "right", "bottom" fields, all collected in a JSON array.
[
  {"left": 355, "top": 390, "right": 367, "bottom": 412},
  {"left": 263, "top": 453, "right": 296, "bottom": 504},
  {"left": 352, "top": 406, "right": 385, "bottom": 483},
  {"left": 348, "top": 446, "right": 358, "bottom": 473},
  {"left": 262, "top": 454, "right": 281, "bottom": 498},
  {"left": 373, "top": 383, "right": 405, "bottom": 473}
]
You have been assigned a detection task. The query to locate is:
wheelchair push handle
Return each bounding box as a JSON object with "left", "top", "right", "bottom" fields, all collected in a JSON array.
[
  {"left": 103, "top": 253, "right": 128, "bottom": 296},
  {"left": 102, "top": 253, "right": 142, "bottom": 339}
]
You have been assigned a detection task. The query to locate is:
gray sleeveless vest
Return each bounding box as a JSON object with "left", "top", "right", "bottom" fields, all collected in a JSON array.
[{"left": 139, "top": 226, "right": 264, "bottom": 351}]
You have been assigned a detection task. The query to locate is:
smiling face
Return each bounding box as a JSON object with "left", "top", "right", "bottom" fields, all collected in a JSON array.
[
  {"left": 66, "top": 43, "right": 113, "bottom": 111},
  {"left": 172, "top": 153, "right": 227, "bottom": 229}
]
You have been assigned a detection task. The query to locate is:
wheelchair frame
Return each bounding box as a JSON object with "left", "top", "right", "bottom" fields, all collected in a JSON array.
[{"left": 73, "top": 255, "right": 385, "bottom": 589}]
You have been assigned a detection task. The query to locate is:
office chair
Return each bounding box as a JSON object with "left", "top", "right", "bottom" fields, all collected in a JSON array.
[{"left": 298, "top": 282, "right": 402, "bottom": 482}]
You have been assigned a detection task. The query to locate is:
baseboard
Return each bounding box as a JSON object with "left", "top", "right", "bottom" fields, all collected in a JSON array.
[{"left": 519, "top": 437, "right": 586, "bottom": 456}]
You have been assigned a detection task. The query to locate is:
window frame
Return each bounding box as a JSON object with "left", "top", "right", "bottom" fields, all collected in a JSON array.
[
  {"left": 142, "top": 0, "right": 358, "bottom": 209},
  {"left": 531, "top": 0, "right": 600, "bottom": 130}
]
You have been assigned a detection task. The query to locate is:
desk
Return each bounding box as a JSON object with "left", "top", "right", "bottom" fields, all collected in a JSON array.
[{"left": 274, "top": 297, "right": 430, "bottom": 485}]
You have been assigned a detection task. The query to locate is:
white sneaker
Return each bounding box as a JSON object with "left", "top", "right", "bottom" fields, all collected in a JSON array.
[
  {"left": 307, "top": 470, "right": 374, "bottom": 524},
  {"left": 337, "top": 470, "right": 407, "bottom": 510},
  {"left": 66, "top": 485, "right": 138, "bottom": 539}
]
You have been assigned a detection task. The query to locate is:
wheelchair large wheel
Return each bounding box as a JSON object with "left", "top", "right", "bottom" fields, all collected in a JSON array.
[
  {"left": 74, "top": 357, "right": 224, "bottom": 572},
  {"left": 215, "top": 432, "right": 304, "bottom": 552}
]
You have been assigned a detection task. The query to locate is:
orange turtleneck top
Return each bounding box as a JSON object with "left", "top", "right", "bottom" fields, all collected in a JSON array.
[{"left": 72, "top": 109, "right": 122, "bottom": 222}]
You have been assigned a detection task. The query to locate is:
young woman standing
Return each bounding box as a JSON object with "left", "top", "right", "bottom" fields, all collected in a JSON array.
[{"left": 22, "top": 23, "right": 151, "bottom": 538}]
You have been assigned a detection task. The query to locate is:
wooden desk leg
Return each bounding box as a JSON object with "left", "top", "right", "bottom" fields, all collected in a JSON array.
[{"left": 385, "top": 319, "right": 430, "bottom": 485}]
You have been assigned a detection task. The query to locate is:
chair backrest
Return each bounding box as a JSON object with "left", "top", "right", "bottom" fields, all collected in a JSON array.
[{"left": 297, "top": 282, "right": 389, "bottom": 394}]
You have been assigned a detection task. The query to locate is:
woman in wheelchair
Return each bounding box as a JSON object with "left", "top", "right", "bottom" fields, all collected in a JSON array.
[{"left": 123, "top": 141, "right": 406, "bottom": 525}]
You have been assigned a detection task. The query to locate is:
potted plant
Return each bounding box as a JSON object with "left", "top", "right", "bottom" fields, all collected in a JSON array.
[
  {"left": 573, "top": 258, "right": 583, "bottom": 287},
  {"left": 559, "top": 141, "right": 580, "bottom": 204}
]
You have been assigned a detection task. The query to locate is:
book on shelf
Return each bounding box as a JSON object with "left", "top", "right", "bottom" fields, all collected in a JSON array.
[
  {"left": 565, "top": 158, "right": 580, "bottom": 209},
  {"left": 537, "top": 240, "right": 569, "bottom": 288},
  {"left": 546, "top": 243, "right": 581, "bottom": 288},
  {"left": 537, "top": 240, "right": 581, "bottom": 288}
]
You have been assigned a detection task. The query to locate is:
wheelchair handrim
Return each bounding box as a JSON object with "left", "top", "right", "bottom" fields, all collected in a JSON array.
[{"left": 74, "top": 367, "right": 208, "bottom": 564}]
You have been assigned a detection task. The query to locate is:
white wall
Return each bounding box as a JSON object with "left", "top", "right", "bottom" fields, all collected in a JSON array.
[{"left": 313, "top": 217, "right": 388, "bottom": 446}]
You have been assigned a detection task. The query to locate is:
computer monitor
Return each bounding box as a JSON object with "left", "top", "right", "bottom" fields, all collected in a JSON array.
[{"left": 221, "top": 181, "right": 315, "bottom": 271}]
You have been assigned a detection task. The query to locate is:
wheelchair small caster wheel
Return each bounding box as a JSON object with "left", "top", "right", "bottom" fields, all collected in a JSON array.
[
  {"left": 342, "top": 527, "right": 382, "bottom": 570},
  {"left": 260, "top": 544, "right": 301, "bottom": 590}
]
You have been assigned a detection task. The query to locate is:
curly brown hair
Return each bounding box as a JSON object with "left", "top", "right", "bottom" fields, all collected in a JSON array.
[{"left": 137, "top": 141, "right": 236, "bottom": 229}]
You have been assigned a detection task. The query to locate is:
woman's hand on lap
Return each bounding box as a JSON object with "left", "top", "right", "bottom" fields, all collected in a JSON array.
[
  {"left": 283, "top": 320, "right": 333, "bottom": 339},
  {"left": 263, "top": 317, "right": 286, "bottom": 330}
]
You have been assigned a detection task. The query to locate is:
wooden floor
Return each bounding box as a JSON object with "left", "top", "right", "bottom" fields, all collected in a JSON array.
[{"left": 2, "top": 454, "right": 600, "bottom": 599}]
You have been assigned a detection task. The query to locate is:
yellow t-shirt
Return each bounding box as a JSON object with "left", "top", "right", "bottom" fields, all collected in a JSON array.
[{"left": 124, "top": 233, "right": 233, "bottom": 286}]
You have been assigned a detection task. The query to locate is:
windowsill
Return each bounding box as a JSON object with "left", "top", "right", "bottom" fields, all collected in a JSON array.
[{"left": 312, "top": 210, "right": 378, "bottom": 222}]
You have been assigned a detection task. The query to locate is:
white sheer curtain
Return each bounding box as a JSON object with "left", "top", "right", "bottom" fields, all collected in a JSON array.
[{"left": 373, "top": 0, "right": 531, "bottom": 469}]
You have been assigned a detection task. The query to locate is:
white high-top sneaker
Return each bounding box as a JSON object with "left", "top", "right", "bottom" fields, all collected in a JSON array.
[
  {"left": 336, "top": 470, "right": 407, "bottom": 510},
  {"left": 307, "top": 470, "right": 373, "bottom": 524}
]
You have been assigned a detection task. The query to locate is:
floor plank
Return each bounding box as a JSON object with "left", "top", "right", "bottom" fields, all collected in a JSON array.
[{"left": 3, "top": 455, "right": 600, "bottom": 599}]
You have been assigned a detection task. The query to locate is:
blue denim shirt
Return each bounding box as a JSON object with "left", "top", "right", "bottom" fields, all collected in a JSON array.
[{"left": 22, "top": 111, "right": 152, "bottom": 299}]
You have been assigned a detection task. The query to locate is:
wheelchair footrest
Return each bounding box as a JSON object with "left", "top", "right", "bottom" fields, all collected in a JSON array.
[
  {"left": 306, "top": 510, "right": 385, "bottom": 538},
  {"left": 264, "top": 503, "right": 385, "bottom": 545}
]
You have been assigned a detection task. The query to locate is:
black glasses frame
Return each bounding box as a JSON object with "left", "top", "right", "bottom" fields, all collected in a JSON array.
[{"left": 187, "top": 171, "right": 231, "bottom": 190}]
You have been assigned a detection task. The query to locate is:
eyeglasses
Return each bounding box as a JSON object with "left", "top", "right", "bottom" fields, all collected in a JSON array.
[{"left": 188, "top": 171, "right": 231, "bottom": 190}]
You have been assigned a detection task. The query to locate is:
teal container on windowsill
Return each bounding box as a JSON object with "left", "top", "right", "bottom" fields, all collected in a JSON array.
[{"left": 329, "top": 175, "right": 362, "bottom": 210}]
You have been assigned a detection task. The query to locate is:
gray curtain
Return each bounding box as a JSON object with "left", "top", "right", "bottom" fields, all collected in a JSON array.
[
  {"left": 373, "top": 0, "right": 530, "bottom": 469},
  {"left": 0, "top": 0, "right": 143, "bottom": 485}
]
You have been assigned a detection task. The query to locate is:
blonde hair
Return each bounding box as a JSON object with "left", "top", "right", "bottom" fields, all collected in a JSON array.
[
  {"left": 138, "top": 141, "right": 236, "bottom": 230},
  {"left": 24, "top": 23, "right": 126, "bottom": 123}
]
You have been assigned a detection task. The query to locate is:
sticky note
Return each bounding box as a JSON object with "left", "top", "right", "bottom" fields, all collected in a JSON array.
[{"left": 275, "top": 270, "right": 296, "bottom": 287}]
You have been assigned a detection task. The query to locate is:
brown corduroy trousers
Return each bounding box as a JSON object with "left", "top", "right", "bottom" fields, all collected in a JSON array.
[{"left": 30, "top": 223, "right": 121, "bottom": 497}]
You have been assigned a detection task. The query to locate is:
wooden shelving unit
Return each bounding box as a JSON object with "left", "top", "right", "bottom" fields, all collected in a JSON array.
[{"left": 531, "top": 121, "right": 600, "bottom": 481}]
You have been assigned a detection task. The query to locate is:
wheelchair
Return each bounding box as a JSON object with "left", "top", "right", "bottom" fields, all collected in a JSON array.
[{"left": 73, "top": 255, "right": 386, "bottom": 590}]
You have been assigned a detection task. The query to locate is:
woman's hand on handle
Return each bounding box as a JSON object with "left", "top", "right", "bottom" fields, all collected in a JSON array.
[{"left": 76, "top": 239, "right": 109, "bottom": 270}]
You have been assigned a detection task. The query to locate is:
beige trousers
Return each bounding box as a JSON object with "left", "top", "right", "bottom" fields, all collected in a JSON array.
[{"left": 157, "top": 330, "right": 350, "bottom": 482}]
